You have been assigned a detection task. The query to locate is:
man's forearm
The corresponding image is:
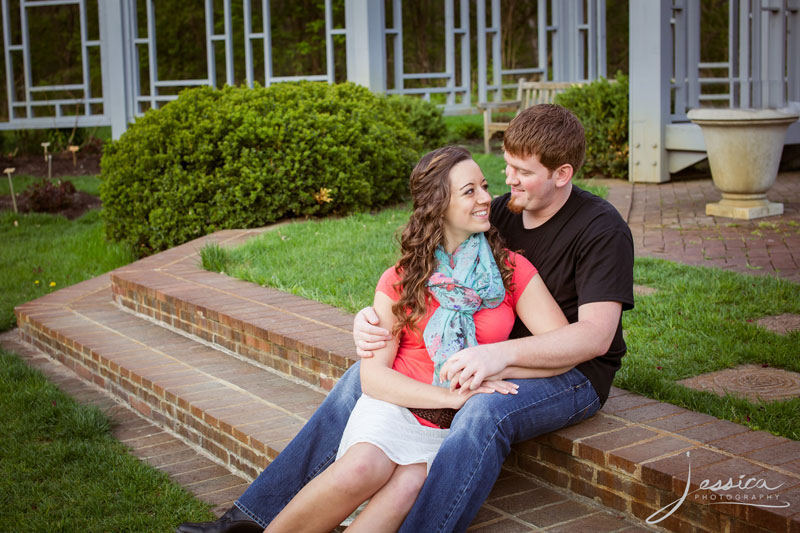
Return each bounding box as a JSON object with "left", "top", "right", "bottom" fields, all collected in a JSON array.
[
  {"left": 442, "top": 301, "right": 621, "bottom": 390},
  {"left": 494, "top": 364, "right": 574, "bottom": 381},
  {"left": 500, "top": 319, "right": 612, "bottom": 370},
  {"left": 505, "top": 300, "right": 621, "bottom": 370}
]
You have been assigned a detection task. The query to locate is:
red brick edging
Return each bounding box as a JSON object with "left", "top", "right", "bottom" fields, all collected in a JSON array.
[{"left": 14, "top": 229, "right": 800, "bottom": 532}]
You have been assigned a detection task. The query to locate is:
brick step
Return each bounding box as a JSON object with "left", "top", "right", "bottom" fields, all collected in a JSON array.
[
  {"left": 0, "top": 329, "right": 251, "bottom": 515},
  {"left": 110, "top": 230, "right": 357, "bottom": 392},
  {"left": 15, "top": 229, "right": 800, "bottom": 532},
  {"left": 15, "top": 274, "right": 325, "bottom": 480}
]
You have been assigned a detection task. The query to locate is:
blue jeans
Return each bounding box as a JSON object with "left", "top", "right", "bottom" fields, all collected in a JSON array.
[{"left": 235, "top": 362, "right": 600, "bottom": 532}]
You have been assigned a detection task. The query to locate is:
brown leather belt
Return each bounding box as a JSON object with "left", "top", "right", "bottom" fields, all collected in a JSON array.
[{"left": 407, "top": 407, "right": 458, "bottom": 429}]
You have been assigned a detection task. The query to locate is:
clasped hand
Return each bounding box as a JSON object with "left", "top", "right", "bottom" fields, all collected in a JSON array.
[
  {"left": 439, "top": 344, "right": 511, "bottom": 393},
  {"left": 354, "top": 308, "right": 516, "bottom": 395}
]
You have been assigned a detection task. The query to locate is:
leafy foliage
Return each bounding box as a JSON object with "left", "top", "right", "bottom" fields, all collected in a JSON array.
[
  {"left": 385, "top": 94, "right": 447, "bottom": 149},
  {"left": 555, "top": 74, "right": 629, "bottom": 179},
  {"left": 100, "top": 82, "right": 421, "bottom": 256}
]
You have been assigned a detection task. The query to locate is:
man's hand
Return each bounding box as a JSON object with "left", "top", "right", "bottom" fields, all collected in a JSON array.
[
  {"left": 353, "top": 306, "right": 392, "bottom": 358},
  {"left": 440, "top": 345, "right": 511, "bottom": 392}
]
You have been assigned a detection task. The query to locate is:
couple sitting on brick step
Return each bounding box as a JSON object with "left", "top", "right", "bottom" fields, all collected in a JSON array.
[{"left": 177, "top": 104, "right": 634, "bottom": 533}]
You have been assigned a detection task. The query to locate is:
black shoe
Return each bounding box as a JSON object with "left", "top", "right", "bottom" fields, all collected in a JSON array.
[{"left": 176, "top": 506, "right": 263, "bottom": 533}]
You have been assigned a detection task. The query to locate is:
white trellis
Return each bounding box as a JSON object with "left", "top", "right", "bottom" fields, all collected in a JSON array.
[
  {"left": 2, "top": 0, "right": 606, "bottom": 138},
  {"left": 384, "top": 0, "right": 472, "bottom": 111},
  {"left": 1, "top": 0, "right": 106, "bottom": 129},
  {"left": 1, "top": 0, "right": 350, "bottom": 138},
  {"left": 630, "top": 0, "right": 800, "bottom": 183},
  {"left": 477, "top": 0, "right": 607, "bottom": 104}
]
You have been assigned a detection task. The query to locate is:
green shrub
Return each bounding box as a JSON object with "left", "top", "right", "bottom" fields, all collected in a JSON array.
[
  {"left": 385, "top": 94, "right": 447, "bottom": 149},
  {"left": 444, "top": 114, "right": 484, "bottom": 143},
  {"left": 100, "top": 82, "right": 421, "bottom": 256},
  {"left": 555, "top": 73, "right": 629, "bottom": 179}
]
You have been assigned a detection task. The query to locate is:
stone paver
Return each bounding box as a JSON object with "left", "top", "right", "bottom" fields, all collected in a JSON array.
[
  {"left": 612, "top": 171, "right": 800, "bottom": 283},
  {"left": 757, "top": 313, "right": 800, "bottom": 335},
  {"left": 678, "top": 364, "right": 800, "bottom": 402}
]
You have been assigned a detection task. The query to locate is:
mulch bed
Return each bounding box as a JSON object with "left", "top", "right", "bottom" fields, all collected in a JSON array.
[
  {"left": 1, "top": 152, "right": 103, "bottom": 219},
  {"left": 0, "top": 151, "right": 102, "bottom": 178}
]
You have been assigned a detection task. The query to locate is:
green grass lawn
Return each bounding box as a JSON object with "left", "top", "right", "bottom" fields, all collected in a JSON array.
[
  {"left": 1, "top": 175, "right": 129, "bottom": 331},
  {"left": 203, "top": 196, "right": 800, "bottom": 441},
  {"left": 0, "top": 208, "right": 137, "bottom": 331},
  {"left": 0, "top": 348, "right": 214, "bottom": 531},
  {"left": 1, "top": 177, "right": 216, "bottom": 530},
  {"left": 621, "top": 257, "right": 799, "bottom": 439}
]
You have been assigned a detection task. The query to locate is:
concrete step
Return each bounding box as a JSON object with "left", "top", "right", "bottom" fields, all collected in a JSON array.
[{"left": 14, "top": 229, "right": 800, "bottom": 532}]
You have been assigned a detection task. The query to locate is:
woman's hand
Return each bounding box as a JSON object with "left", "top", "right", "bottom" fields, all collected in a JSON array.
[
  {"left": 446, "top": 379, "right": 518, "bottom": 409},
  {"left": 475, "top": 379, "right": 519, "bottom": 395}
]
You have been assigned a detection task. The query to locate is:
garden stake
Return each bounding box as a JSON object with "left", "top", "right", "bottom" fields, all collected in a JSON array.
[
  {"left": 41, "top": 142, "right": 50, "bottom": 162},
  {"left": 4, "top": 167, "right": 17, "bottom": 213},
  {"left": 47, "top": 154, "right": 52, "bottom": 180},
  {"left": 68, "top": 145, "right": 79, "bottom": 166}
]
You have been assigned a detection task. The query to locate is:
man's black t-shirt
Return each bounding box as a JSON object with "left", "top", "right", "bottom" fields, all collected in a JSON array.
[{"left": 489, "top": 185, "right": 634, "bottom": 404}]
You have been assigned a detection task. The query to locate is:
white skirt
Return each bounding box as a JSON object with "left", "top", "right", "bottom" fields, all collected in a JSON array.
[{"left": 336, "top": 394, "right": 449, "bottom": 473}]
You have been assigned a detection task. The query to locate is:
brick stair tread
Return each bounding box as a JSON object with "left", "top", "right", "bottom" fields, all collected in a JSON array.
[
  {"left": 12, "top": 282, "right": 660, "bottom": 532},
  {"left": 14, "top": 229, "right": 800, "bottom": 532},
  {"left": 16, "top": 279, "right": 325, "bottom": 475},
  {"left": 110, "top": 234, "right": 358, "bottom": 391},
  {"left": 2, "top": 324, "right": 661, "bottom": 532}
]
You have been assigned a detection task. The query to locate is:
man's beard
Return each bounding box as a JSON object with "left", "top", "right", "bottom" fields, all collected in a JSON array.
[{"left": 507, "top": 194, "right": 524, "bottom": 214}]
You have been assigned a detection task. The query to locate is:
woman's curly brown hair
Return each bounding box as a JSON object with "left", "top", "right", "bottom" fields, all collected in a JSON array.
[{"left": 392, "top": 146, "right": 514, "bottom": 336}]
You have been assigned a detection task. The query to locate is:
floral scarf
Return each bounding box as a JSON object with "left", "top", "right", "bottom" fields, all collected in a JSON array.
[{"left": 423, "top": 232, "right": 505, "bottom": 388}]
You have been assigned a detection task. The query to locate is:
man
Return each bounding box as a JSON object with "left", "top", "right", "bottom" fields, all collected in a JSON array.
[{"left": 177, "top": 104, "right": 634, "bottom": 533}]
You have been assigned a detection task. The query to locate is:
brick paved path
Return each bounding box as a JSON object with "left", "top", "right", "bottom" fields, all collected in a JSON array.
[{"left": 606, "top": 171, "right": 800, "bottom": 283}]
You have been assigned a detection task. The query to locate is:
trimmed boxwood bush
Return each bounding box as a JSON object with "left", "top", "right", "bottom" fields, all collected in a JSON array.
[
  {"left": 100, "top": 82, "right": 421, "bottom": 256},
  {"left": 555, "top": 74, "right": 629, "bottom": 180},
  {"left": 385, "top": 94, "right": 447, "bottom": 149}
]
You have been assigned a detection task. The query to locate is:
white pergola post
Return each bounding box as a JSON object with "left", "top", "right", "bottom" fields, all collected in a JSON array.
[
  {"left": 629, "top": 0, "right": 671, "bottom": 183},
  {"left": 98, "top": 0, "right": 133, "bottom": 140},
  {"left": 552, "top": 0, "right": 580, "bottom": 82},
  {"left": 345, "top": 0, "right": 385, "bottom": 92}
]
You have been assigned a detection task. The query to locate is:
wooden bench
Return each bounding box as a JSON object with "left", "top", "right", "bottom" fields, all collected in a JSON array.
[{"left": 476, "top": 80, "right": 583, "bottom": 154}]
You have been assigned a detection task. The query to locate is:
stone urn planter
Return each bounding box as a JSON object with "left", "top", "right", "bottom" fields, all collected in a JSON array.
[{"left": 687, "top": 108, "right": 799, "bottom": 220}]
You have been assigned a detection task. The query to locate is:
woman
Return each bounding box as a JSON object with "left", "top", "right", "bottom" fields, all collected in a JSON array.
[{"left": 265, "top": 146, "right": 569, "bottom": 532}]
